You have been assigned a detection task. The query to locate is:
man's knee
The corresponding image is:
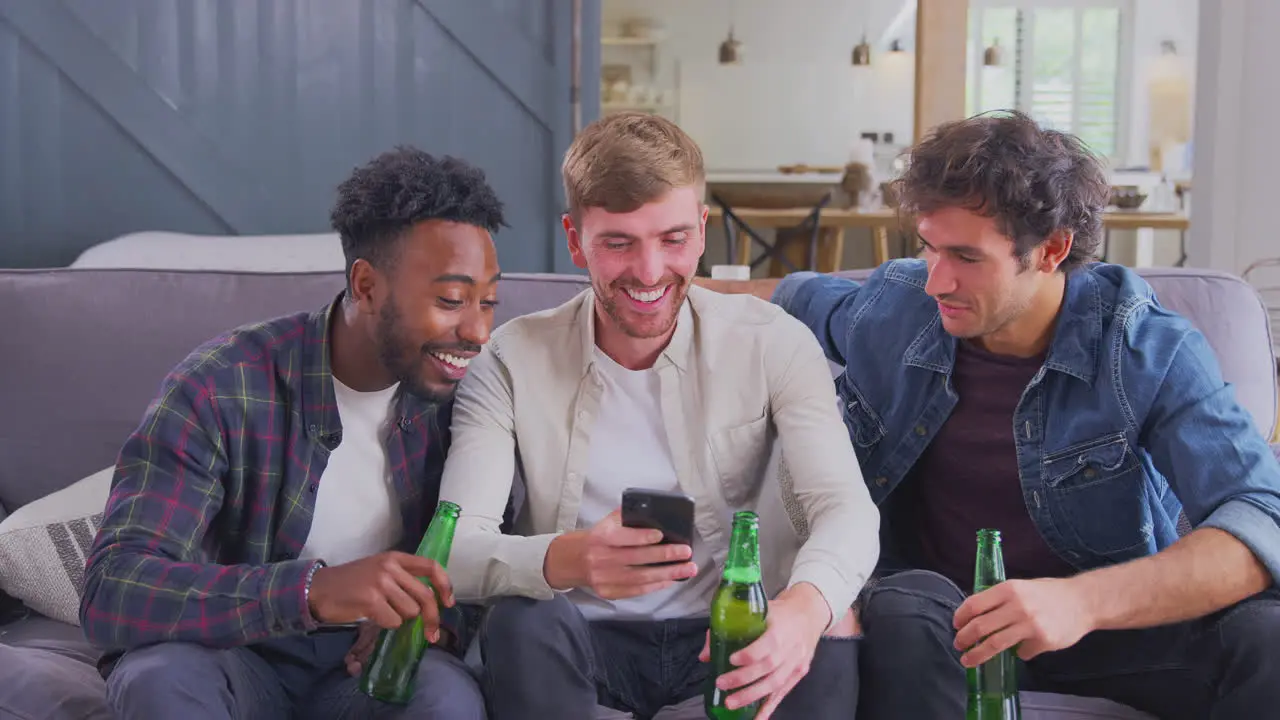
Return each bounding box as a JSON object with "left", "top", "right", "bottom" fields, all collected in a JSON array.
[
  {"left": 106, "top": 642, "right": 227, "bottom": 710},
  {"left": 863, "top": 570, "right": 965, "bottom": 624},
  {"left": 483, "top": 594, "right": 585, "bottom": 652},
  {"left": 408, "top": 648, "right": 487, "bottom": 719},
  {"left": 1218, "top": 593, "right": 1280, "bottom": 674},
  {"left": 860, "top": 570, "right": 966, "bottom": 665}
]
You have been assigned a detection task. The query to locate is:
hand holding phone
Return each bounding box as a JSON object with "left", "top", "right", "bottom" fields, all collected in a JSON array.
[
  {"left": 542, "top": 490, "right": 698, "bottom": 599},
  {"left": 621, "top": 488, "right": 696, "bottom": 573}
]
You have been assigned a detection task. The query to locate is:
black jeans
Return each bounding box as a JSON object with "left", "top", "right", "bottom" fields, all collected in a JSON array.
[
  {"left": 858, "top": 569, "right": 1280, "bottom": 720},
  {"left": 480, "top": 594, "right": 859, "bottom": 720}
]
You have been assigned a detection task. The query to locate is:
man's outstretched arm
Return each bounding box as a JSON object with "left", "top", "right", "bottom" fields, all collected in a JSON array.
[{"left": 954, "top": 330, "right": 1280, "bottom": 666}]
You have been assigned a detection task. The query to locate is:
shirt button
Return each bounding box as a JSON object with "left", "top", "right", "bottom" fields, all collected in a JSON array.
[
  {"left": 567, "top": 472, "right": 579, "bottom": 483},
  {"left": 914, "top": 425, "right": 927, "bottom": 436},
  {"left": 875, "top": 477, "right": 888, "bottom": 487},
  {"left": 309, "top": 483, "right": 318, "bottom": 493}
]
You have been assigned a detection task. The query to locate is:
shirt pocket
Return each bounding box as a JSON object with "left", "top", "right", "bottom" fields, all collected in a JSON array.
[
  {"left": 1042, "top": 432, "right": 1152, "bottom": 558},
  {"left": 708, "top": 413, "right": 773, "bottom": 507}
]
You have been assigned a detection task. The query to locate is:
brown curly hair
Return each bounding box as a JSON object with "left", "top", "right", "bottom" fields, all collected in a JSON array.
[{"left": 892, "top": 111, "right": 1111, "bottom": 272}]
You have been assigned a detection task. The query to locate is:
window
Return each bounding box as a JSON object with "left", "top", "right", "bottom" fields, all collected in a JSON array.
[{"left": 966, "top": 0, "right": 1130, "bottom": 161}]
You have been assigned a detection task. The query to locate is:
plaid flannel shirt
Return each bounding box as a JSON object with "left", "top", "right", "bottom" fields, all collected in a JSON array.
[{"left": 80, "top": 294, "right": 457, "bottom": 654}]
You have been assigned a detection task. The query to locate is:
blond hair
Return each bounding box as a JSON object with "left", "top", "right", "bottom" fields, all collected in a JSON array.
[{"left": 561, "top": 111, "right": 705, "bottom": 221}]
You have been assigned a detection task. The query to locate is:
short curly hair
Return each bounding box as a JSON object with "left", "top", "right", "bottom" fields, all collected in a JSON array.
[
  {"left": 893, "top": 111, "right": 1110, "bottom": 272},
  {"left": 330, "top": 146, "right": 507, "bottom": 291}
]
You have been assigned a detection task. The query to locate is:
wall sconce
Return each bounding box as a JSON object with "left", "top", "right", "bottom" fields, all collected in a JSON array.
[
  {"left": 1161, "top": 40, "right": 1177, "bottom": 55},
  {"left": 852, "top": 34, "right": 871, "bottom": 65},
  {"left": 984, "top": 37, "right": 1003, "bottom": 66},
  {"left": 889, "top": 39, "right": 905, "bottom": 53}
]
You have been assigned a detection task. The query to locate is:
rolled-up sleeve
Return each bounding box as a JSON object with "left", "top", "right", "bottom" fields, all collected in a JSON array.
[{"left": 1143, "top": 329, "right": 1280, "bottom": 586}]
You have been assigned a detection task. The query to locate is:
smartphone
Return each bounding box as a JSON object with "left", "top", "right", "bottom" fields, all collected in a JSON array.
[{"left": 621, "top": 488, "right": 695, "bottom": 575}]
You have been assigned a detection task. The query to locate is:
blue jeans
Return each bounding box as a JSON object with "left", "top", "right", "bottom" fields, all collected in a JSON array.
[
  {"left": 858, "top": 569, "right": 1280, "bottom": 720},
  {"left": 104, "top": 629, "right": 485, "bottom": 719},
  {"left": 480, "top": 594, "right": 858, "bottom": 720}
]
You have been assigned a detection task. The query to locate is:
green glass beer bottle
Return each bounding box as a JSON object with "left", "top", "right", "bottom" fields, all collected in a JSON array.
[
  {"left": 705, "top": 511, "right": 769, "bottom": 720},
  {"left": 966, "top": 529, "right": 1022, "bottom": 720},
  {"left": 359, "top": 500, "right": 461, "bottom": 704}
]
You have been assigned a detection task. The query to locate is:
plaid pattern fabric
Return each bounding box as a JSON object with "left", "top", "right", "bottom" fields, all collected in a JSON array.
[{"left": 80, "top": 294, "right": 452, "bottom": 653}]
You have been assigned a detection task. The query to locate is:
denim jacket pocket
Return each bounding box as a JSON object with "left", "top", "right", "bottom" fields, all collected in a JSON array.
[
  {"left": 1042, "top": 432, "right": 1151, "bottom": 558},
  {"left": 709, "top": 413, "right": 772, "bottom": 506},
  {"left": 842, "top": 385, "right": 886, "bottom": 451}
]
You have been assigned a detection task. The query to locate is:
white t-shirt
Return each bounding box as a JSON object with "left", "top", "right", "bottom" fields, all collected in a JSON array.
[
  {"left": 298, "top": 376, "right": 403, "bottom": 566},
  {"left": 567, "top": 348, "right": 718, "bottom": 621}
]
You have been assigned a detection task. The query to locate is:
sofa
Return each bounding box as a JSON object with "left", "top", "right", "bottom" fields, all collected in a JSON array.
[{"left": 1, "top": 264, "right": 1276, "bottom": 720}]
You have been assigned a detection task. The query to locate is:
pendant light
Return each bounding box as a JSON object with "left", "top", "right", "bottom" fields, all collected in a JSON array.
[
  {"left": 851, "top": 3, "right": 871, "bottom": 66},
  {"left": 852, "top": 34, "right": 871, "bottom": 66},
  {"left": 719, "top": 27, "right": 742, "bottom": 64},
  {"left": 984, "top": 37, "right": 1003, "bottom": 66},
  {"left": 718, "top": 0, "right": 742, "bottom": 65}
]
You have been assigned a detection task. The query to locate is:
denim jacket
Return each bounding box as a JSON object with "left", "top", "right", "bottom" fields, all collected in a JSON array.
[{"left": 774, "top": 259, "right": 1280, "bottom": 585}]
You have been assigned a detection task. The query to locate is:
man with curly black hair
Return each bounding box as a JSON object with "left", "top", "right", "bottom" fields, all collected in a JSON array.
[
  {"left": 80, "top": 146, "right": 505, "bottom": 719},
  {"left": 701, "top": 111, "right": 1280, "bottom": 719}
]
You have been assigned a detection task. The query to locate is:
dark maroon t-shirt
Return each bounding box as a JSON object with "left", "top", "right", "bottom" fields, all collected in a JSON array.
[{"left": 896, "top": 339, "right": 1078, "bottom": 591}]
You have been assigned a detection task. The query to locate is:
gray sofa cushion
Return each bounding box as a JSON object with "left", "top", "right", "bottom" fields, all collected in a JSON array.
[
  {"left": 0, "top": 640, "right": 109, "bottom": 720},
  {"left": 0, "top": 612, "right": 89, "bottom": 648},
  {"left": 0, "top": 269, "right": 591, "bottom": 513},
  {"left": 0, "top": 266, "right": 1271, "bottom": 720}
]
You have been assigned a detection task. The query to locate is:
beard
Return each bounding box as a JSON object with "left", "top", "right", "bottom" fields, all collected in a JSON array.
[
  {"left": 941, "top": 284, "right": 1035, "bottom": 341},
  {"left": 594, "top": 272, "right": 690, "bottom": 339},
  {"left": 375, "top": 299, "right": 478, "bottom": 404}
]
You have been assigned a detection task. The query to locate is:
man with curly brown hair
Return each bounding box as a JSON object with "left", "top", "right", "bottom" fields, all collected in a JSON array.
[{"left": 701, "top": 111, "right": 1280, "bottom": 720}]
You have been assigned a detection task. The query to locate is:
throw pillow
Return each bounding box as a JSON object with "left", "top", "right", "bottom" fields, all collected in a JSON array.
[{"left": 0, "top": 466, "right": 113, "bottom": 626}]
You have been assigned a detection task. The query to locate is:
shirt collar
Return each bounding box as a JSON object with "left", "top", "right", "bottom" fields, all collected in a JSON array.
[
  {"left": 903, "top": 269, "right": 1102, "bottom": 385},
  {"left": 301, "top": 292, "right": 448, "bottom": 447},
  {"left": 579, "top": 286, "right": 695, "bottom": 376}
]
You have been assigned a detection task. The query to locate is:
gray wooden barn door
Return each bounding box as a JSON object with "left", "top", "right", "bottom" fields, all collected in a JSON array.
[{"left": 0, "top": 0, "right": 597, "bottom": 271}]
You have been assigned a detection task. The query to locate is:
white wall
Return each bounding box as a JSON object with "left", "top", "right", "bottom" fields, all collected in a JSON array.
[
  {"left": 1190, "top": 0, "right": 1280, "bottom": 291},
  {"left": 602, "top": 0, "right": 917, "bottom": 173}
]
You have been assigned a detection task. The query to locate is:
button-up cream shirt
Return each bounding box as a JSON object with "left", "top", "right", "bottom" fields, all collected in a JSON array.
[{"left": 439, "top": 285, "right": 880, "bottom": 625}]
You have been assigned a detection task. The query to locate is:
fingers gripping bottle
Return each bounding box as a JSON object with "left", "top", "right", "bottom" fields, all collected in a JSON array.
[
  {"left": 966, "top": 529, "right": 1022, "bottom": 720},
  {"left": 705, "top": 511, "right": 769, "bottom": 719},
  {"left": 359, "top": 501, "right": 460, "bottom": 704}
]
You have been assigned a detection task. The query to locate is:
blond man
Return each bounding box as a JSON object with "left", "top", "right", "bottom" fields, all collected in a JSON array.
[{"left": 437, "top": 112, "right": 877, "bottom": 719}]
